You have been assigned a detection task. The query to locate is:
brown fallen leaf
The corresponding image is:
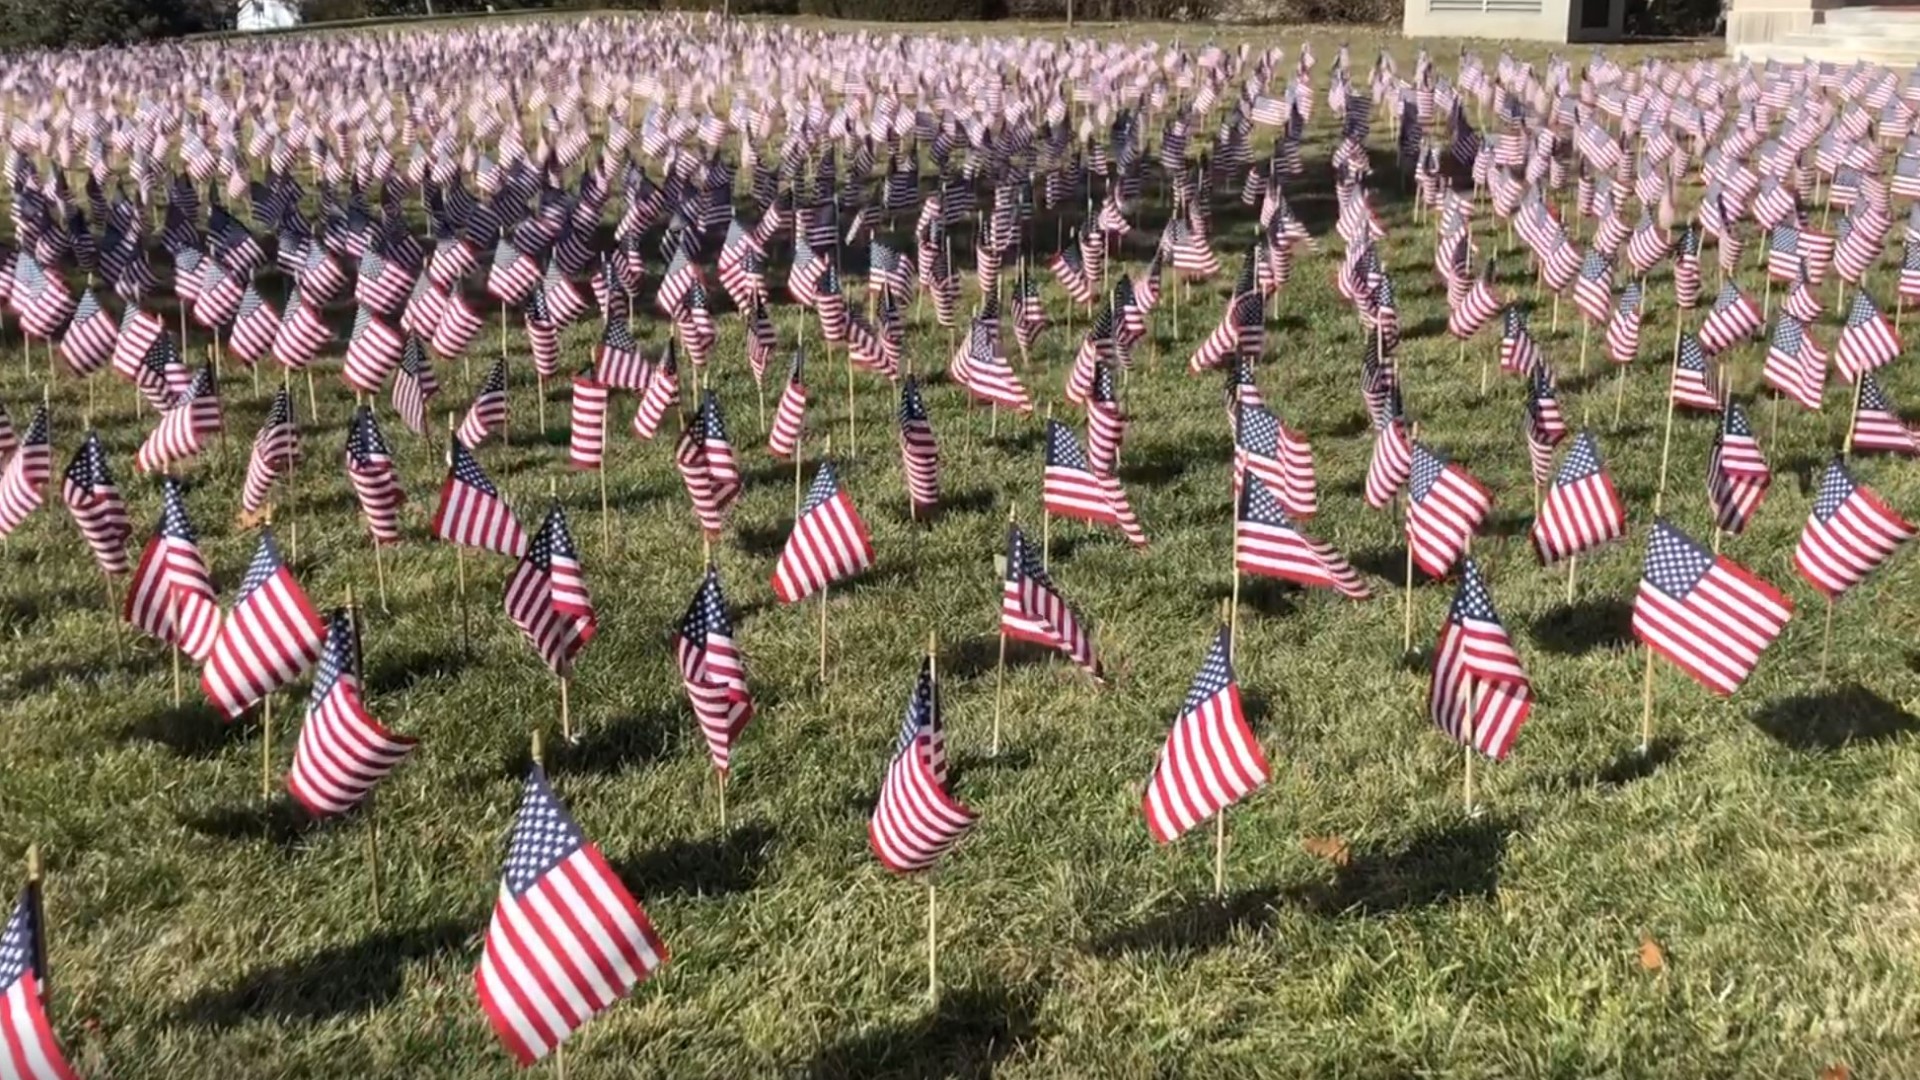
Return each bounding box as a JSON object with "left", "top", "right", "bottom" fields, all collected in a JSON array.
[
  {"left": 1818, "top": 1064, "right": 1850, "bottom": 1080},
  {"left": 1302, "top": 835, "right": 1351, "bottom": 867},
  {"left": 1637, "top": 932, "right": 1666, "bottom": 972}
]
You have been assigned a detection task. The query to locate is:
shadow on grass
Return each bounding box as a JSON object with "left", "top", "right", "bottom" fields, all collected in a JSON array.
[
  {"left": 612, "top": 822, "right": 776, "bottom": 899},
  {"left": 1529, "top": 598, "right": 1634, "bottom": 657},
  {"left": 931, "top": 487, "right": 998, "bottom": 519},
  {"left": 179, "top": 797, "right": 320, "bottom": 849},
  {"left": 175, "top": 919, "right": 473, "bottom": 1027},
  {"left": 0, "top": 585, "right": 97, "bottom": 631},
  {"left": 119, "top": 703, "right": 248, "bottom": 760},
  {"left": 797, "top": 982, "right": 1045, "bottom": 1080},
  {"left": 1089, "top": 817, "right": 1513, "bottom": 957},
  {"left": 940, "top": 635, "right": 1051, "bottom": 682},
  {"left": 1751, "top": 684, "right": 1919, "bottom": 751},
  {"left": 1203, "top": 577, "right": 1298, "bottom": 619},
  {"left": 1350, "top": 545, "right": 1410, "bottom": 584},
  {"left": 365, "top": 643, "right": 479, "bottom": 697},
  {"left": 735, "top": 522, "right": 792, "bottom": 559},
  {"left": 504, "top": 704, "right": 685, "bottom": 777},
  {"left": 12, "top": 648, "right": 166, "bottom": 694},
  {"left": 1550, "top": 737, "right": 1682, "bottom": 791}
]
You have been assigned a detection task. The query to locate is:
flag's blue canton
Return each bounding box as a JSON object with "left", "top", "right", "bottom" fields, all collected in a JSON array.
[
  {"left": 161, "top": 478, "right": 197, "bottom": 541},
  {"left": 680, "top": 567, "right": 732, "bottom": 648},
  {"left": 1813, "top": 460, "right": 1857, "bottom": 523},
  {"left": 1092, "top": 361, "right": 1118, "bottom": 404},
  {"left": 1771, "top": 225, "right": 1798, "bottom": 256},
  {"left": 1409, "top": 443, "right": 1446, "bottom": 502},
  {"left": 266, "top": 387, "right": 292, "bottom": 428},
  {"left": 527, "top": 288, "right": 551, "bottom": 323},
  {"left": 1644, "top": 520, "right": 1715, "bottom": 597},
  {"left": 1555, "top": 432, "right": 1606, "bottom": 485},
  {"left": 503, "top": 767, "right": 587, "bottom": 897},
  {"left": 526, "top": 508, "right": 577, "bottom": 572},
  {"left": 186, "top": 366, "right": 215, "bottom": 401},
  {"left": 311, "top": 610, "right": 354, "bottom": 703},
  {"left": 1240, "top": 474, "right": 1291, "bottom": 527},
  {"left": 1723, "top": 399, "right": 1754, "bottom": 439},
  {"left": 1679, "top": 333, "right": 1707, "bottom": 370},
  {"left": 1846, "top": 291, "right": 1878, "bottom": 328},
  {"left": 900, "top": 378, "right": 929, "bottom": 423},
  {"left": 451, "top": 441, "right": 498, "bottom": 495},
  {"left": 1861, "top": 373, "right": 1893, "bottom": 411},
  {"left": 1775, "top": 317, "right": 1807, "bottom": 355},
  {"left": 67, "top": 432, "right": 110, "bottom": 490},
  {"left": 1580, "top": 250, "right": 1608, "bottom": 281},
  {"left": 1045, "top": 419, "right": 1091, "bottom": 472},
  {"left": 803, "top": 461, "right": 841, "bottom": 514},
  {"left": 603, "top": 318, "right": 635, "bottom": 351},
  {"left": 1238, "top": 403, "right": 1280, "bottom": 456},
  {"left": 1183, "top": 628, "right": 1236, "bottom": 716},
  {"left": 351, "top": 305, "right": 374, "bottom": 338},
  {"left": 480, "top": 357, "right": 507, "bottom": 395},
  {"left": 1449, "top": 556, "right": 1500, "bottom": 625},
  {"left": 1619, "top": 281, "right": 1642, "bottom": 313},
  {"left": 21, "top": 405, "right": 47, "bottom": 446},
  {"left": 0, "top": 890, "right": 42, "bottom": 990},
  {"left": 1714, "top": 282, "right": 1744, "bottom": 311},
  {"left": 349, "top": 408, "right": 391, "bottom": 463},
  {"left": 402, "top": 335, "right": 428, "bottom": 374},
  {"left": 1237, "top": 290, "right": 1266, "bottom": 326},
  {"left": 1503, "top": 306, "right": 1527, "bottom": 336},
  {"left": 236, "top": 530, "right": 285, "bottom": 603},
  {"left": 74, "top": 289, "right": 102, "bottom": 321},
  {"left": 895, "top": 657, "right": 937, "bottom": 757},
  {"left": 1905, "top": 243, "right": 1920, "bottom": 273},
  {"left": 700, "top": 391, "right": 728, "bottom": 441}
]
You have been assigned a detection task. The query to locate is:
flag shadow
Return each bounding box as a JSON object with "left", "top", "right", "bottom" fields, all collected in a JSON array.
[
  {"left": 502, "top": 703, "right": 686, "bottom": 778},
  {"left": 174, "top": 918, "right": 474, "bottom": 1028},
  {"left": 795, "top": 981, "right": 1045, "bottom": 1080},
  {"left": 1088, "top": 818, "right": 1513, "bottom": 957},
  {"left": 364, "top": 643, "right": 479, "bottom": 697},
  {"left": 939, "top": 635, "right": 1051, "bottom": 682},
  {"left": 178, "top": 796, "right": 324, "bottom": 850},
  {"left": 118, "top": 702, "right": 249, "bottom": 760},
  {"left": 1544, "top": 737, "right": 1682, "bottom": 793},
  {"left": 1203, "top": 577, "right": 1297, "bottom": 619},
  {"left": 734, "top": 522, "right": 792, "bottom": 559},
  {"left": 1529, "top": 598, "right": 1635, "bottom": 657},
  {"left": 1349, "top": 545, "right": 1411, "bottom": 584},
  {"left": 12, "top": 647, "right": 166, "bottom": 695},
  {"left": 1751, "top": 684, "right": 1920, "bottom": 752},
  {"left": 0, "top": 585, "right": 100, "bottom": 632},
  {"left": 610, "top": 822, "right": 777, "bottom": 900}
]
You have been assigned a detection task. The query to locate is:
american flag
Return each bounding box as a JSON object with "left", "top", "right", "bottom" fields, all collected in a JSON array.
[
  {"left": 1364, "top": 400, "right": 1414, "bottom": 510},
  {"left": 1698, "top": 282, "right": 1764, "bottom": 355},
  {"left": 0, "top": 405, "right": 49, "bottom": 538},
  {"left": 1605, "top": 281, "right": 1642, "bottom": 364},
  {"left": 1571, "top": 249, "right": 1613, "bottom": 324},
  {"left": 1632, "top": 519, "right": 1793, "bottom": 697},
  {"left": 241, "top": 387, "right": 299, "bottom": 516},
  {"left": 433, "top": 438, "right": 527, "bottom": 557},
  {"left": 1670, "top": 332, "right": 1722, "bottom": 413},
  {"left": 1834, "top": 291, "right": 1901, "bottom": 379},
  {"left": 1001, "top": 523, "right": 1099, "bottom": 676},
  {"left": 58, "top": 288, "right": 116, "bottom": 375},
  {"left": 124, "top": 477, "right": 221, "bottom": 662},
  {"left": 524, "top": 290, "right": 561, "bottom": 379},
  {"left": 274, "top": 286, "right": 335, "bottom": 370},
  {"left": 343, "top": 306, "right": 406, "bottom": 394},
  {"left": 1049, "top": 239, "right": 1093, "bottom": 305},
  {"left": 1142, "top": 627, "right": 1270, "bottom": 844},
  {"left": 949, "top": 319, "right": 1033, "bottom": 414},
  {"left": 674, "top": 565, "right": 755, "bottom": 773},
  {"left": 430, "top": 287, "right": 484, "bottom": 360},
  {"left": 1087, "top": 361, "right": 1127, "bottom": 478},
  {"left": 593, "top": 318, "right": 648, "bottom": 391},
  {"left": 61, "top": 431, "right": 129, "bottom": 576},
  {"left": 1707, "top": 400, "right": 1771, "bottom": 535},
  {"left": 476, "top": 764, "right": 667, "bottom": 1065},
  {"left": 1428, "top": 556, "right": 1532, "bottom": 760},
  {"left": 1042, "top": 418, "right": 1147, "bottom": 548},
  {"left": 1674, "top": 224, "right": 1702, "bottom": 309},
  {"left": 567, "top": 371, "right": 609, "bottom": 472},
  {"left": 1531, "top": 431, "right": 1627, "bottom": 564},
  {"left": 869, "top": 684, "right": 977, "bottom": 874},
  {"left": 772, "top": 460, "right": 875, "bottom": 604},
  {"left": 504, "top": 505, "right": 597, "bottom": 676},
  {"left": 458, "top": 357, "right": 510, "bottom": 447},
  {"left": 1499, "top": 305, "right": 1542, "bottom": 375},
  {"left": 1236, "top": 474, "right": 1369, "bottom": 599},
  {"left": 1448, "top": 261, "right": 1502, "bottom": 340},
  {"left": 767, "top": 351, "right": 808, "bottom": 460},
  {"left": 898, "top": 376, "right": 939, "bottom": 515},
  {"left": 1406, "top": 443, "right": 1493, "bottom": 578},
  {"left": 392, "top": 334, "right": 440, "bottom": 436},
  {"left": 484, "top": 237, "right": 542, "bottom": 306},
  {"left": 1524, "top": 365, "right": 1568, "bottom": 490},
  {"left": 1793, "top": 458, "right": 1915, "bottom": 597},
  {"left": 200, "top": 528, "right": 324, "bottom": 719},
  {"left": 346, "top": 406, "right": 405, "bottom": 545},
  {"left": 287, "top": 608, "right": 417, "bottom": 818},
  {"left": 1849, "top": 374, "right": 1920, "bottom": 455},
  {"left": 1234, "top": 400, "right": 1316, "bottom": 519},
  {"left": 136, "top": 366, "right": 223, "bottom": 474},
  {"left": 1762, "top": 316, "right": 1826, "bottom": 412},
  {"left": 110, "top": 306, "right": 166, "bottom": 394},
  {"left": 0, "top": 880, "right": 77, "bottom": 1080}
]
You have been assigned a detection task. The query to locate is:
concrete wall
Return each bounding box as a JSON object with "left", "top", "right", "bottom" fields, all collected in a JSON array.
[
  {"left": 1724, "top": 0, "right": 1840, "bottom": 54},
  {"left": 1402, "top": 0, "right": 1624, "bottom": 42}
]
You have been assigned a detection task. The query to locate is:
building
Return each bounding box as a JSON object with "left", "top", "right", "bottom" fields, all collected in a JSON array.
[
  {"left": 236, "top": 0, "right": 300, "bottom": 32},
  {"left": 1728, "top": 2, "right": 1920, "bottom": 63},
  {"left": 1402, "top": 0, "right": 1626, "bottom": 43}
]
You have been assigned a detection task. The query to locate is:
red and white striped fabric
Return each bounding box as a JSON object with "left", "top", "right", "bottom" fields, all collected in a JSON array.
[
  {"left": 869, "top": 732, "right": 978, "bottom": 874},
  {"left": 1406, "top": 443, "right": 1493, "bottom": 578},
  {"left": 630, "top": 347, "right": 680, "bottom": 440},
  {"left": 1042, "top": 419, "right": 1147, "bottom": 548},
  {"left": 346, "top": 407, "right": 405, "bottom": 545},
  {"left": 343, "top": 307, "right": 406, "bottom": 393},
  {"left": 1531, "top": 432, "right": 1627, "bottom": 564},
  {"left": 1235, "top": 476, "right": 1369, "bottom": 599},
  {"left": 61, "top": 431, "right": 130, "bottom": 576},
  {"left": 458, "top": 358, "right": 510, "bottom": 447},
  {"left": 288, "top": 610, "right": 417, "bottom": 817},
  {"left": 772, "top": 460, "right": 875, "bottom": 603},
  {"left": 201, "top": 529, "right": 324, "bottom": 719},
  {"left": 567, "top": 375, "right": 609, "bottom": 471},
  {"left": 767, "top": 355, "right": 807, "bottom": 460},
  {"left": 1633, "top": 519, "right": 1793, "bottom": 697},
  {"left": 0, "top": 406, "right": 49, "bottom": 539},
  {"left": 898, "top": 377, "right": 939, "bottom": 514},
  {"left": 241, "top": 388, "right": 298, "bottom": 517},
  {"left": 124, "top": 479, "right": 222, "bottom": 662},
  {"left": 1429, "top": 557, "right": 1533, "bottom": 761},
  {"left": 1364, "top": 414, "right": 1414, "bottom": 509},
  {"left": 1793, "top": 459, "right": 1915, "bottom": 598},
  {"left": 1143, "top": 628, "right": 1270, "bottom": 844},
  {"left": 1849, "top": 375, "right": 1920, "bottom": 455},
  {"left": 674, "top": 566, "right": 755, "bottom": 773},
  {"left": 433, "top": 439, "right": 527, "bottom": 557},
  {"left": 1000, "top": 524, "right": 1099, "bottom": 676},
  {"left": 135, "top": 369, "right": 222, "bottom": 474},
  {"left": 0, "top": 883, "right": 79, "bottom": 1080}
]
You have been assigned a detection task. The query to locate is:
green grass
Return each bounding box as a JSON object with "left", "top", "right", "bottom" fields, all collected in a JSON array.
[{"left": 2, "top": 22, "right": 1918, "bottom": 1080}]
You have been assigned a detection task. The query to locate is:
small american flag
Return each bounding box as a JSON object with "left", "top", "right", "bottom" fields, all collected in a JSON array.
[
  {"left": 1236, "top": 475, "right": 1369, "bottom": 599},
  {"left": 1793, "top": 458, "right": 1915, "bottom": 597},
  {"left": 630, "top": 341, "right": 681, "bottom": 441},
  {"left": 476, "top": 765, "right": 667, "bottom": 1065},
  {"left": 1406, "top": 443, "right": 1493, "bottom": 578},
  {"left": 124, "top": 477, "right": 222, "bottom": 662},
  {"left": 136, "top": 366, "right": 223, "bottom": 474},
  {"left": 1849, "top": 374, "right": 1920, "bottom": 455},
  {"left": 1834, "top": 291, "right": 1901, "bottom": 379},
  {"left": 343, "top": 306, "right": 406, "bottom": 393},
  {"left": 58, "top": 287, "right": 117, "bottom": 375},
  {"left": 1524, "top": 365, "right": 1568, "bottom": 490},
  {"left": 1499, "top": 305, "right": 1542, "bottom": 375},
  {"left": 898, "top": 376, "right": 939, "bottom": 515},
  {"left": 768, "top": 351, "right": 808, "bottom": 460},
  {"left": 1042, "top": 419, "right": 1146, "bottom": 548},
  {"left": 288, "top": 608, "right": 416, "bottom": 818},
  {"left": 1571, "top": 249, "right": 1613, "bottom": 324},
  {"left": 0, "top": 405, "right": 49, "bottom": 539},
  {"left": 772, "top": 460, "right": 875, "bottom": 604},
  {"left": 1233, "top": 400, "right": 1315, "bottom": 518},
  {"left": 593, "top": 318, "right": 648, "bottom": 391},
  {"left": 567, "top": 371, "right": 609, "bottom": 471},
  {"left": 1531, "top": 431, "right": 1627, "bottom": 564},
  {"left": 433, "top": 438, "right": 526, "bottom": 558},
  {"left": 61, "top": 431, "right": 129, "bottom": 576},
  {"left": 1707, "top": 400, "right": 1771, "bottom": 535},
  {"left": 1605, "top": 280, "right": 1642, "bottom": 364},
  {"left": 1364, "top": 396, "right": 1414, "bottom": 510},
  {"left": 1001, "top": 524, "right": 1098, "bottom": 675},
  {"left": 504, "top": 504, "right": 597, "bottom": 676},
  {"left": 1670, "top": 332, "right": 1722, "bottom": 413},
  {"left": 1142, "top": 627, "right": 1270, "bottom": 844},
  {"left": 1633, "top": 519, "right": 1792, "bottom": 697},
  {"left": 241, "top": 388, "right": 299, "bottom": 517},
  {"left": 201, "top": 528, "right": 324, "bottom": 720},
  {"left": 392, "top": 334, "right": 439, "bottom": 436},
  {"left": 1762, "top": 315, "right": 1826, "bottom": 411},
  {"left": 674, "top": 565, "right": 755, "bottom": 773},
  {"left": 458, "top": 356, "right": 510, "bottom": 447},
  {"left": 1429, "top": 557, "right": 1532, "bottom": 760},
  {"left": 870, "top": 683, "right": 977, "bottom": 874},
  {"left": 346, "top": 406, "right": 405, "bottom": 545},
  {"left": 1698, "top": 282, "right": 1764, "bottom": 355},
  {"left": 0, "top": 880, "right": 78, "bottom": 1080},
  {"left": 1087, "top": 361, "right": 1127, "bottom": 478}
]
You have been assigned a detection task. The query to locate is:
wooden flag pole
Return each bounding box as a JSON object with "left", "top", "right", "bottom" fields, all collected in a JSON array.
[
  {"left": 1577, "top": 318, "right": 1592, "bottom": 426},
  {"left": 1820, "top": 595, "right": 1836, "bottom": 682},
  {"left": 559, "top": 669, "right": 573, "bottom": 745},
  {"left": 343, "top": 584, "right": 384, "bottom": 922},
  {"left": 1843, "top": 376, "right": 1867, "bottom": 459},
  {"left": 527, "top": 727, "right": 564, "bottom": 1079},
  {"left": 261, "top": 693, "right": 274, "bottom": 798},
  {"left": 1216, "top": 599, "right": 1233, "bottom": 898},
  {"left": 1638, "top": 643, "right": 1657, "bottom": 753},
  {"left": 818, "top": 435, "right": 833, "bottom": 683},
  {"left": 926, "top": 873, "right": 939, "bottom": 1005},
  {"left": 598, "top": 400, "right": 613, "bottom": 557},
  {"left": 1401, "top": 503, "right": 1416, "bottom": 654},
  {"left": 169, "top": 586, "right": 183, "bottom": 707},
  {"left": 1565, "top": 553, "right": 1578, "bottom": 605},
  {"left": 1463, "top": 679, "right": 1478, "bottom": 815},
  {"left": 846, "top": 338, "right": 857, "bottom": 459},
  {"left": 1653, "top": 320, "right": 1684, "bottom": 517}
]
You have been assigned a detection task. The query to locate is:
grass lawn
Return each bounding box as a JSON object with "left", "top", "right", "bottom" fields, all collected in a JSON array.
[{"left": 2, "top": 19, "right": 1917, "bottom": 1080}]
